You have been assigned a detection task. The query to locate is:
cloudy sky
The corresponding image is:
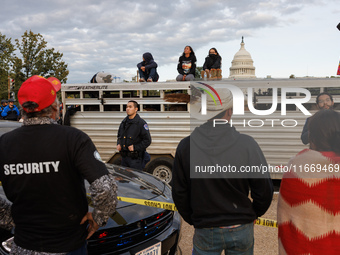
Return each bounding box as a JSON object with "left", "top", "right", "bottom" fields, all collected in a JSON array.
[{"left": 1, "top": 0, "right": 339, "bottom": 83}]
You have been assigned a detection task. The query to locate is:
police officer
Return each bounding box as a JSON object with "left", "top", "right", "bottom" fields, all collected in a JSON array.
[
  {"left": 117, "top": 100, "right": 151, "bottom": 170},
  {"left": 0, "top": 99, "right": 8, "bottom": 118},
  {"left": 1, "top": 98, "right": 20, "bottom": 121}
]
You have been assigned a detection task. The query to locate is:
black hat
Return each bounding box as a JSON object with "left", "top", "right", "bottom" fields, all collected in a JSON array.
[
  {"left": 1, "top": 99, "right": 8, "bottom": 104},
  {"left": 8, "top": 99, "right": 14, "bottom": 102}
]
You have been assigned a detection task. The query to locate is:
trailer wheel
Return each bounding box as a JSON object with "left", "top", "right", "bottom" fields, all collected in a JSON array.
[{"left": 146, "top": 157, "right": 173, "bottom": 183}]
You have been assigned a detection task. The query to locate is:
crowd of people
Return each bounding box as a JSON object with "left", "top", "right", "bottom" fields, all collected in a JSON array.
[
  {"left": 0, "top": 72, "right": 339, "bottom": 254},
  {"left": 0, "top": 99, "right": 20, "bottom": 121}
]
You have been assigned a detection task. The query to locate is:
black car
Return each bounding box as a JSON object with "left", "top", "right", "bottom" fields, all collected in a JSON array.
[
  {"left": 0, "top": 120, "right": 22, "bottom": 137},
  {"left": 0, "top": 120, "right": 181, "bottom": 254}
]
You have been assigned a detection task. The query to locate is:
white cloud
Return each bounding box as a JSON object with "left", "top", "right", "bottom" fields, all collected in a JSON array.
[{"left": 1, "top": 0, "right": 339, "bottom": 82}]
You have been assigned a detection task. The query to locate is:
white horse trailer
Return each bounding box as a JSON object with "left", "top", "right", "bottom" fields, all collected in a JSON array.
[{"left": 61, "top": 78, "right": 340, "bottom": 182}]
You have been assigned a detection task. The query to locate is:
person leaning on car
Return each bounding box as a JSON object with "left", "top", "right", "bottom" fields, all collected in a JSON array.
[
  {"left": 0, "top": 75, "right": 118, "bottom": 255},
  {"left": 117, "top": 100, "right": 151, "bottom": 170}
]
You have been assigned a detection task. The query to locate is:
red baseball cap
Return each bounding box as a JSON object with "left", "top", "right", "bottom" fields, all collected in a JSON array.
[
  {"left": 47, "top": 77, "right": 62, "bottom": 91},
  {"left": 18, "top": 75, "right": 61, "bottom": 113}
]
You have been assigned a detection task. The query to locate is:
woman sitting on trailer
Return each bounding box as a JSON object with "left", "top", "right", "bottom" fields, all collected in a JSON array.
[
  {"left": 176, "top": 46, "right": 197, "bottom": 81},
  {"left": 201, "top": 47, "right": 222, "bottom": 80}
]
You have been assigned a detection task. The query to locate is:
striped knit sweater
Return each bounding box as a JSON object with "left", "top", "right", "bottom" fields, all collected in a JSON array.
[{"left": 278, "top": 149, "right": 340, "bottom": 255}]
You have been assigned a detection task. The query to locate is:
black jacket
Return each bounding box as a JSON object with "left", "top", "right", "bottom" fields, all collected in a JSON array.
[
  {"left": 0, "top": 124, "right": 109, "bottom": 252},
  {"left": 172, "top": 121, "right": 273, "bottom": 228},
  {"left": 137, "top": 53, "right": 158, "bottom": 71},
  {"left": 1, "top": 105, "right": 20, "bottom": 121},
  {"left": 203, "top": 54, "right": 222, "bottom": 70},
  {"left": 177, "top": 54, "right": 197, "bottom": 76},
  {"left": 301, "top": 117, "right": 310, "bottom": 145},
  {"left": 117, "top": 114, "right": 151, "bottom": 156}
]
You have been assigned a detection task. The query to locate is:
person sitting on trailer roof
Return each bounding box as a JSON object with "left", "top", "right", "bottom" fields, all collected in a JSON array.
[
  {"left": 137, "top": 52, "right": 159, "bottom": 82},
  {"left": 176, "top": 46, "right": 196, "bottom": 81},
  {"left": 201, "top": 47, "right": 222, "bottom": 80}
]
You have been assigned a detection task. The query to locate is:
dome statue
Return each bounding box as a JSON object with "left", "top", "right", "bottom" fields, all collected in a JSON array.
[{"left": 229, "top": 37, "right": 256, "bottom": 78}]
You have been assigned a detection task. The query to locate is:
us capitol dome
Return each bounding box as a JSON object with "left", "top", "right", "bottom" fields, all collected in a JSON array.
[{"left": 229, "top": 37, "right": 256, "bottom": 79}]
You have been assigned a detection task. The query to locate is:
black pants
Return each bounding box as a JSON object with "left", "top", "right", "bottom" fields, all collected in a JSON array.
[{"left": 121, "top": 156, "right": 143, "bottom": 170}]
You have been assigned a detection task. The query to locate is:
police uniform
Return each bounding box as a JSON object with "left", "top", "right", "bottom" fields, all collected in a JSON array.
[
  {"left": 117, "top": 114, "right": 151, "bottom": 170},
  {"left": 1, "top": 100, "right": 20, "bottom": 121},
  {"left": 0, "top": 99, "right": 7, "bottom": 118},
  {"left": 0, "top": 122, "right": 111, "bottom": 253}
]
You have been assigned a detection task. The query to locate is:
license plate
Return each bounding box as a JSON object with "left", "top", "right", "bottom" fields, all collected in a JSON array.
[{"left": 135, "top": 241, "right": 161, "bottom": 255}]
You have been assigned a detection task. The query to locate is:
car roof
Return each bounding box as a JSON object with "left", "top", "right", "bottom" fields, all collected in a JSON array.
[{"left": 0, "top": 120, "right": 22, "bottom": 137}]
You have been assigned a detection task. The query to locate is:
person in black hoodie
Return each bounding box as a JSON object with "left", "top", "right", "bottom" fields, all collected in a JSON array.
[
  {"left": 202, "top": 47, "right": 222, "bottom": 80},
  {"left": 176, "top": 46, "right": 197, "bottom": 81},
  {"left": 172, "top": 84, "right": 273, "bottom": 255},
  {"left": 137, "top": 52, "right": 159, "bottom": 82}
]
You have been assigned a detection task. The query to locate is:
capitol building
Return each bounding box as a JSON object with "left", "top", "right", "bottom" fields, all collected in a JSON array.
[{"left": 229, "top": 37, "right": 256, "bottom": 79}]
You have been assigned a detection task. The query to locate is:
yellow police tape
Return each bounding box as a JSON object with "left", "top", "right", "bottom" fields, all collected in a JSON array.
[
  {"left": 115, "top": 196, "right": 278, "bottom": 228},
  {"left": 0, "top": 184, "right": 278, "bottom": 228},
  {"left": 117, "top": 196, "right": 178, "bottom": 211},
  {"left": 255, "top": 217, "right": 278, "bottom": 228}
]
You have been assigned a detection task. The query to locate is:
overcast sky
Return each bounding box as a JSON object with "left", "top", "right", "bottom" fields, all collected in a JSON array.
[{"left": 1, "top": 0, "right": 339, "bottom": 83}]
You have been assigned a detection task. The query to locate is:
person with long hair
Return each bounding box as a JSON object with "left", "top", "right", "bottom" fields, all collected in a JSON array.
[
  {"left": 278, "top": 109, "right": 340, "bottom": 254},
  {"left": 202, "top": 47, "right": 222, "bottom": 80},
  {"left": 176, "top": 46, "right": 197, "bottom": 81}
]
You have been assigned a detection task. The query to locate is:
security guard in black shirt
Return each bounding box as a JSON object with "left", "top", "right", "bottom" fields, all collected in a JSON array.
[{"left": 117, "top": 100, "right": 151, "bottom": 170}]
